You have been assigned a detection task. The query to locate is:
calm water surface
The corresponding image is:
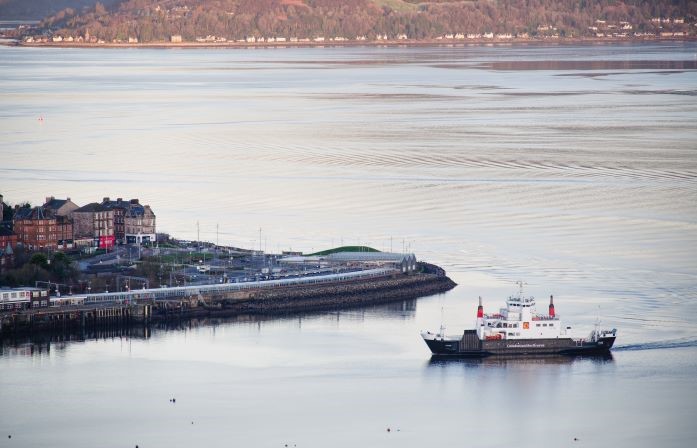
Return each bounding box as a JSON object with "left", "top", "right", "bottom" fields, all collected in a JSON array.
[{"left": 1, "top": 43, "right": 696, "bottom": 447}]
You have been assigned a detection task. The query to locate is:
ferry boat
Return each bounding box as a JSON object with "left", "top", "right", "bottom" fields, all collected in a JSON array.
[{"left": 421, "top": 282, "right": 617, "bottom": 356}]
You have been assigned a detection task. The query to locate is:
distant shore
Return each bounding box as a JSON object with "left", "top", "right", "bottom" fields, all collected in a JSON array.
[{"left": 3, "top": 35, "right": 695, "bottom": 49}]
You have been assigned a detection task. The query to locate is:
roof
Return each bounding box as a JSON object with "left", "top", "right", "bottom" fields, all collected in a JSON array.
[
  {"left": 125, "top": 204, "right": 155, "bottom": 218},
  {"left": 101, "top": 199, "right": 129, "bottom": 210},
  {"left": 74, "top": 202, "right": 110, "bottom": 213},
  {"left": 281, "top": 252, "right": 417, "bottom": 264},
  {"left": 325, "top": 252, "right": 417, "bottom": 263},
  {"left": 43, "top": 198, "right": 68, "bottom": 210},
  {"left": 0, "top": 227, "right": 16, "bottom": 237},
  {"left": 13, "top": 206, "right": 55, "bottom": 221},
  {"left": 125, "top": 204, "right": 145, "bottom": 217}
]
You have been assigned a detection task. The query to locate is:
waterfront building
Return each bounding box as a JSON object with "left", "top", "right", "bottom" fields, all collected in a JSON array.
[
  {"left": 280, "top": 251, "right": 418, "bottom": 274},
  {"left": 72, "top": 203, "right": 115, "bottom": 249},
  {"left": 100, "top": 198, "right": 156, "bottom": 245},
  {"left": 324, "top": 252, "right": 418, "bottom": 273},
  {"left": 0, "top": 287, "right": 49, "bottom": 310},
  {"left": 100, "top": 197, "right": 129, "bottom": 244},
  {"left": 13, "top": 206, "right": 59, "bottom": 250},
  {"left": 124, "top": 199, "right": 156, "bottom": 244},
  {"left": 42, "top": 197, "right": 78, "bottom": 249},
  {"left": 0, "top": 193, "right": 3, "bottom": 222}
]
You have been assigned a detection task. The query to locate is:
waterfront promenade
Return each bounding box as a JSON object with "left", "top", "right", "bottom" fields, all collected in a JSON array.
[{"left": 0, "top": 265, "right": 455, "bottom": 336}]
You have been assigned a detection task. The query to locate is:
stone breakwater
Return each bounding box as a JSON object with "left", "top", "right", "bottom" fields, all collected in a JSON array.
[
  {"left": 231, "top": 272, "right": 456, "bottom": 315},
  {"left": 0, "top": 266, "right": 456, "bottom": 336}
]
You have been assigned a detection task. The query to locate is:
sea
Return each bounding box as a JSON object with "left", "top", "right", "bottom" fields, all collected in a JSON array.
[{"left": 0, "top": 42, "right": 696, "bottom": 447}]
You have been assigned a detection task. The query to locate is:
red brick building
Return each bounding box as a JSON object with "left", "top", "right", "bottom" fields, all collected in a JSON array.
[{"left": 13, "top": 206, "right": 58, "bottom": 250}]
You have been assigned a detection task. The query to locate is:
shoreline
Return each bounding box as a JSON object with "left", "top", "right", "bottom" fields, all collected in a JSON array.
[
  {"left": 2, "top": 36, "right": 695, "bottom": 50},
  {"left": 0, "top": 264, "right": 457, "bottom": 337}
]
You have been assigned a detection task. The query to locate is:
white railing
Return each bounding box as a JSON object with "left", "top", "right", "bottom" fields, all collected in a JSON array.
[{"left": 77, "top": 268, "right": 397, "bottom": 305}]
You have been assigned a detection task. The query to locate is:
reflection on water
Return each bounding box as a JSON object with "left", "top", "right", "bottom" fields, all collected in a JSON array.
[
  {"left": 427, "top": 353, "right": 614, "bottom": 368},
  {"left": 0, "top": 326, "right": 152, "bottom": 357},
  {"left": 0, "top": 299, "right": 418, "bottom": 358}
]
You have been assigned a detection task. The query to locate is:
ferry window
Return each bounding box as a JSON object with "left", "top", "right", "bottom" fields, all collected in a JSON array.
[
  {"left": 543, "top": 323, "right": 547, "bottom": 327},
  {"left": 513, "top": 323, "right": 518, "bottom": 328},
  {"left": 508, "top": 332, "right": 514, "bottom": 336},
  {"left": 536, "top": 323, "right": 541, "bottom": 327},
  {"left": 516, "top": 333, "right": 520, "bottom": 336}
]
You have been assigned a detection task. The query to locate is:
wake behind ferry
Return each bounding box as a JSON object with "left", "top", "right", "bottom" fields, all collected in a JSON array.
[{"left": 422, "top": 282, "right": 617, "bottom": 356}]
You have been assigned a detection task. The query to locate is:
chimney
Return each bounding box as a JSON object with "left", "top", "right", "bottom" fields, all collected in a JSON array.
[
  {"left": 549, "top": 295, "right": 555, "bottom": 318},
  {"left": 67, "top": 197, "right": 70, "bottom": 201},
  {"left": 130, "top": 199, "right": 139, "bottom": 204},
  {"left": 46, "top": 196, "right": 54, "bottom": 204},
  {"left": 117, "top": 197, "right": 122, "bottom": 202},
  {"left": 103, "top": 197, "right": 110, "bottom": 203},
  {"left": 477, "top": 296, "right": 484, "bottom": 319}
]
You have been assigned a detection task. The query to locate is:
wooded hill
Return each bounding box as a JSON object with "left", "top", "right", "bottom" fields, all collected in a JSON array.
[{"left": 30, "top": 0, "right": 697, "bottom": 42}]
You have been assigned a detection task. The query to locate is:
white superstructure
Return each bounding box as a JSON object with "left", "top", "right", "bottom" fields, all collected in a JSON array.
[{"left": 476, "top": 281, "right": 565, "bottom": 341}]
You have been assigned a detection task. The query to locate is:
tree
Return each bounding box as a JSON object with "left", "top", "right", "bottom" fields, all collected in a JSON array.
[
  {"left": 94, "top": 2, "right": 107, "bottom": 16},
  {"left": 30, "top": 253, "right": 49, "bottom": 270}
]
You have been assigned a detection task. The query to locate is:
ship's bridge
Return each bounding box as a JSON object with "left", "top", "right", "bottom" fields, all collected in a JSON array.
[{"left": 501, "top": 294, "right": 536, "bottom": 321}]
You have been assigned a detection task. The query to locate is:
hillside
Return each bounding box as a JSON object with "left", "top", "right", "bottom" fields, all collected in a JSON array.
[
  {"left": 0, "top": 0, "right": 121, "bottom": 21},
  {"left": 20, "top": 0, "right": 697, "bottom": 43}
]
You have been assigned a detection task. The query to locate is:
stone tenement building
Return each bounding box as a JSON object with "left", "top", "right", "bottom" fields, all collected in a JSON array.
[
  {"left": 100, "top": 197, "right": 129, "bottom": 244},
  {"left": 124, "top": 199, "right": 156, "bottom": 244},
  {"left": 72, "top": 203, "right": 115, "bottom": 249},
  {"left": 0, "top": 193, "right": 4, "bottom": 222},
  {"left": 101, "top": 197, "right": 156, "bottom": 244},
  {"left": 12, "top": 206, "right": 73, "bottom": 250}
]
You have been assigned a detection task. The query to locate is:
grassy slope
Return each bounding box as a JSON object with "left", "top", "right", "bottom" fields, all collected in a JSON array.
[{"left": 307, "top": 246, "right": 380, "bottom": 256}]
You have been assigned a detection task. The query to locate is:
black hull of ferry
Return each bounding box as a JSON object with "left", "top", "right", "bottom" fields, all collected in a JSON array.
[{"left": 423, "top": 333, "right": 616, "bottom": 357}]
